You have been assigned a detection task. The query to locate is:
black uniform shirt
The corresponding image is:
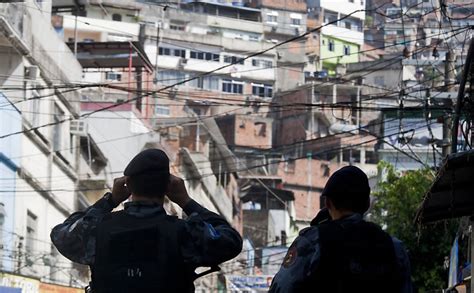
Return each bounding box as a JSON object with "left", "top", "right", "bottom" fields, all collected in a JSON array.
[{"left": 50, "top": 197, "right": 242, "bottom": 268}]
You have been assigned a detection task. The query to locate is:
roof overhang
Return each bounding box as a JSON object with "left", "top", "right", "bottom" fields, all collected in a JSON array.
[
  {"left": 67, "top": 41, "right": 154, "bottom": 71},
  {"left": 416, "top": 150, "right": 474, "bottom": 224},
  {"left": 241, "top": 185, "right": 295, "bottom": 202}
]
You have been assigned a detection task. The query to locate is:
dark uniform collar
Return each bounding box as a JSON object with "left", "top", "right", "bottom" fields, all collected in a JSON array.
[
  {"left": 123, "top": 201, "right": 166, "bottom": 218},
  {"left": 333, "top": 213, "right": 364, "bottom": 229}
]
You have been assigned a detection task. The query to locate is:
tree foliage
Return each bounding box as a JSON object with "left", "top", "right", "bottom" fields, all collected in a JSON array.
[{"left": 370, "top": 162, "right": 458, "bottom": 292}]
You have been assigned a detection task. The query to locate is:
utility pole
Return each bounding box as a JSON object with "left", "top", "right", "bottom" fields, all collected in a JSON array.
[
  {"left": 153, "top": 21, "right": 160, "bottom": 84},
  {"left": 443, "top": 49, "right": 456, "bottom": 157},
  {"left": 136, "top": 24, "right": 146, "bottom": 112},
  {"left": 153, "top": 11, "right": 165, "bottom": 84}
]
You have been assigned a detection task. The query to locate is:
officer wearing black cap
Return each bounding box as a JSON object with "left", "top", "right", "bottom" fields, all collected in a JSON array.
[
  {"left": 269, "top": 166, "right": 413, "bottom": 293},
  {"left": 51, "top": 149, "right": 243, "bottom": 292}
]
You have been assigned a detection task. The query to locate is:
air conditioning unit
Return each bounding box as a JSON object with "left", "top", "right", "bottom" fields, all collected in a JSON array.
[
  {"left": 25, "top": 66, "right": 39, "bottom": 80},
  {"left": 178, "top": 58, "right": 187, "bottom": 68},
  {"left": 70, "top": 120, "right": 88, "bottom": 136}
]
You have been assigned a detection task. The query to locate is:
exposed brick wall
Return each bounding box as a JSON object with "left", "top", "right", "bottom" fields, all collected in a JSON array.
[
  {"left": 277, "top": 158, "right": 346, "bottom": 221},
  {"left": 260, "top": 0, "right": 306, "bottom": 12},
  {"left": 217, "top": 115, "right": 273, "bottom": 149}
]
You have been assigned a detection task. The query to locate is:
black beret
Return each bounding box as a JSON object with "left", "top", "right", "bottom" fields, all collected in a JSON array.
[
  {"left": 124, "top": 149, "right": 170, "bottom": 177},
  {"left": 321, "top": 166, "right": 370, "bottom": 200}
]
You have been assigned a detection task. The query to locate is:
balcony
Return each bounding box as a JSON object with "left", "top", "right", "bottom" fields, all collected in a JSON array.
[{"left": 0, "top": 3, "right": 83, "bottom": 83}]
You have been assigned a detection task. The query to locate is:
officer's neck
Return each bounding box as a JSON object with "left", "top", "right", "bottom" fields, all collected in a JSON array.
[
  {"left": 329, "top": 209, "right": 355, "bottom": 220},
  {"left": 131, "top": 194, "right": 165, "bottom": 205}
]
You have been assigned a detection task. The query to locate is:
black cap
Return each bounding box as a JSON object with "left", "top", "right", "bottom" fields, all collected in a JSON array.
[
  {"left": 124, "top": 149, "right": 170, "bottom": 177},
  {"left": 321, "top": 166, "right": 370, "bottom": 213}
]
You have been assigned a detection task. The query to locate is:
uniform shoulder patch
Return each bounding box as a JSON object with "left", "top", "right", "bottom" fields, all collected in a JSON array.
[{"left": 282, "top": 243, "right": 298, "bottom": 268}]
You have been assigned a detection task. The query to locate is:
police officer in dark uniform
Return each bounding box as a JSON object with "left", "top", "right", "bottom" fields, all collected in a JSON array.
[
  {"left": 269, "top": 166, "right": 413, "bottom": 293},
  {"left": 51, "top": 149, "right": 243, "bottom": 292}
]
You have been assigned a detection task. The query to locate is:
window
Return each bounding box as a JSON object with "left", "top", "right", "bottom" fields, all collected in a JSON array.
[
  {"left": 249, "top": 35, "right": 259, "bottom": 42},
  {"left": 222, "top": 80, "right": 243, "bottom": 94},
  {"left": 106, "top": 72, "right": 122, "bottom": 81},
  {"left": 201, "top": 76, "right": 220, "bottom": 90},
  {"left": 155, "top": 105, "right": 170, "bottom": 117},
  {"left": 189, "top": 75, "right": 220, "bottom": 90},
  {"left": 159, "top": 47, "right": 185, "bottom": 58},
  {"left": 53, "top": 105, "right": 64, "bottom": 151},
  {"left": 156, "top": 71, "right": 186, "bottom": 85},
  {"left": 49, "top": 245, "right": 59, "bottom": 281},
  {"left": 324, "top": 12, "right": 338, "bottom": 24},
  {"left": 252, "top": 83, "right": 273, "bottom": 98},
  {"left": 29, "top": 91, "right": 40, "bottom": 127},
  {"left": 174, "top": 49, "right": 186, "bottom": 58},
  {"left": 159, "top": 47, "right": 170, "bottom": 56},
  {"left": 291, "top": 18, "right": 301, "bottom": 26},
  {"left": 190, "top": 51, "right": 219, "bottom": 61},
  {"left": 170, "top": 24, "right": 185, "bottom": 31},
  {"left": 374, "top": 76, "right": 385, "bottom": 86},
  {"left": 224, "top": 55, "right": 244, "bottom": 65},
  {"left": 112, "top": 14, "right": 122, "bottom": 22},
  {"left": 266, "top": 12, "right": 278, "bottom": 24},
  {"left": 343, "top": 45, "right": 350, "bottom": 55},
  {"left": 285, "top": 159, "right": 296, "bottom": 173},
  {"left": 328, "top": 40, "right": 335, "bottom": 52},
  {"left": 252, "top": 59, "right": 273, "bottom": 68},
  {"left": 345, "top": 21, "right": 351, "bottom": 29},
  {"left": 26, "top": 211, "right": 38, "bottom": 254}
]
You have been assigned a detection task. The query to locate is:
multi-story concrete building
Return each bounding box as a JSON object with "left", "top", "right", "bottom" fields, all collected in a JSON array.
[
  {"left": 307, "top": 0, "right": 366, "bottom": 75},
  {"left": 243, "top": 0, "right": 308, "bottom": 89},
  {"left": 270, "top": 81, "right": 381, "bottom": 225},
  {"left": 0, "top": 1, "right": 107, "bottom": 288}
]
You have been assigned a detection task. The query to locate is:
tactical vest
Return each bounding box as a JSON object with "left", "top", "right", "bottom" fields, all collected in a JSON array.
[
  {"left": 303, "top": 218, "right": 402, "bottom": 293},
  {"left": 90, "top": 211, "right": 195, "bottom": 293}
]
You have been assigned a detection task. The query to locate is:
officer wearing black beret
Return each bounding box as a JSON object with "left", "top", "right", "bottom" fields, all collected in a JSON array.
[
  {"left": 51, "top": 149, "right": 243, "bottom": 292},
  {"left": 270, "top": 166, "right": 413, "bottom": 293}
]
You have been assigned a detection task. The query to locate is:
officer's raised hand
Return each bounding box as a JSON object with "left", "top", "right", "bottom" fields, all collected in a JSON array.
[
  {"left": 111, "top": 176, "right": 131, "bottom": 205},
  {"left": 167, "top": 175, "right": 191, "bottom": 208}
]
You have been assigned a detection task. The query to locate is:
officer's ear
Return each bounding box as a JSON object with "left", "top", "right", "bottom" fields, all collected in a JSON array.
[
  {"left": 325, "top": 197, "right": 333, "bottom": 210},
  {"left": 124, "top": 176, "right": 130, "bottom": 192}
]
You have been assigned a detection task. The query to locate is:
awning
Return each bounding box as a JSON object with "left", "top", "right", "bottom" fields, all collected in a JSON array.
[
  {"left": 67, "top": 41, "right": 154, "bottom": 71},
  {"left": 241, "top": 185, "right": 295, "bottom": 203},
  {"left": 416, "top": 150, "right": 474, "bottom": 224}
]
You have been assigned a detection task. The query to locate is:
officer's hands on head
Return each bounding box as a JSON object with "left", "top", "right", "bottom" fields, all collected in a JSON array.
[
  {"left": 111, "top": 174, "right": 191, "bottom": 208},
  {"left": 111, "top": 176, "right": 131, "bottom": 206},
  {"left": 166, "top": 174, "right": 191, "bottom": 208}
]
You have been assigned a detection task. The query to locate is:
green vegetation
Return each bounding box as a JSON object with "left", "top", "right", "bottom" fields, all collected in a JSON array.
[{"left": 371, "top": 162, "right": 458, "bottom": 292}]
